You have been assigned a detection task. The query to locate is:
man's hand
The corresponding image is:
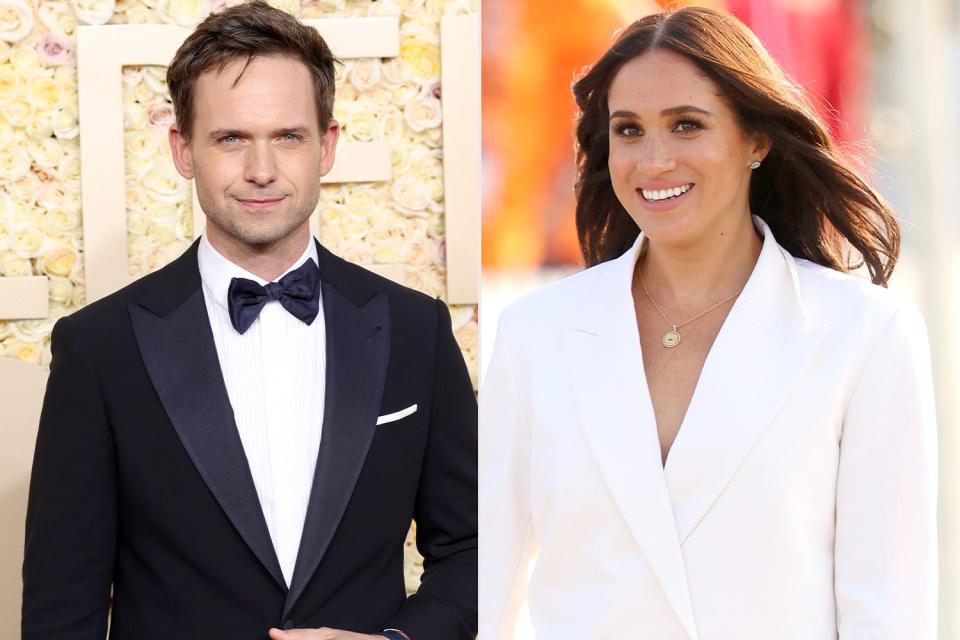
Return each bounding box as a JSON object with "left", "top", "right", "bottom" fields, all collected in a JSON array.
[{"left": 268, "top": 628, "right": 385, "bottom": 640}]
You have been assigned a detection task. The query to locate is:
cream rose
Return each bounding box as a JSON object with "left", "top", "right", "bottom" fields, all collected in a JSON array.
[
  {"left": 126, "top": 155, "right": 155, "bottom": 181},
  {"left": 36, "top": 33, "right": 75, "bottom": 66},
  {"left": 1, "top": 95, "right": 32, "bottom": 127},
  {"left": 6, "top": 172, "right": 39, "bottom": 206},
  {"left": 405, "top": 232, "right": 440, "bottom": 268},
  {"left": 146, "top": 201, "right": 182, "bottom": 226},
  {"left": 0, "top": 0, "right": 34, "bottom": 43},
  {"left": 318, "top": 220, "right": 344, "bottom": 250},
  {"left": 38, "top": 2, "right": 77, "bottom": 38},
  {"left": 52, "top": 103, "right": 79, "bottom": 139},
  {"left": 340, "top": 212, "right": 371, "bottom": 241},
  {"left": 124, "top": 4, "right": 154, "bottom": 23},
  {"left": 391, "top": 175, "right": 430, "bottom": 215},
  {"left": 157, "top": 0, "right": 210, "bottom": 27},
  {"left": 344, "top": 109, "right": 376, "bottom": 142},
  {"left": 37, "top": 246, "right": 77, "bottom": 276},
  {"left": 28, "top": 137, "right": 65, "bottom": 169},
  {"left": 0, "top": 61, "right": 21, "bottom": 94},
  {"left": 1, "top": 251, "right": 31, "bottom": 276},
  {"left": 124, "top": 102, "right": 149, "bottom": 130},
  {"left": 10, "top": 223, "right": 44, "bottom": 257},
  {"left": 73, "top": 0, "right": 116, "bottom": 25},
  {"left": 348, "top": 58, "right": 381, "bottom": 92},
  {"left": 381, "top": 57, "right": 411, "bottom": 85},
  {"left": 57, "top": 152, "right": 81, "bottom": 188},
  {"left": 42, "top": 206, "right": 81, "bottom": 235},
  {"left": 375, "top": 105, "right": 404, "bottom": 144},
  {"left": 338, "top": 239, "right": 373, "bottom": 264},
  {"left": 127, "top": 209, "right": 151, "bottom": 235},
  {"left": 141, "top": 65, "right": 167, "bottom": 94},
  {"left": 7, "top": 341, "right": 41, "bottom": 363},
  {"left": 344, "top": 185, "right": 377, "bottom": 214},
  {"left": 10, "top": 45, "right": 41, "bottom": 75},
  {"left": 0, "top": 145, "right": 30, "bottom": 180},
  {"left": 47, "top": 276, "right": 74, "bottom": 304},
  {"left": 27, "top": 73, "right": 64, "bottom": 110},
  {"left": 143, "top": 165, "right": 188, "bottom": 204},
  {"left": 391, "top": 82, "right": 419, "bottom": 107},
  {"left": 125, "top": 130, "right": 159, "bottom": 159},
  {"left": 399, "top": 29, "right": 440, "bottom": 80},
  {"left": 317, "top": 0, "right": 345, "bottom": 10},
  {"left": 36, "top": 182, "right": 71, "bottom": 210},
  {"left": 404, "top": 94, "right": 442, "bottom": 132},
  {"left": 319, "top": 202, "right": 349, "bottom": 227}
]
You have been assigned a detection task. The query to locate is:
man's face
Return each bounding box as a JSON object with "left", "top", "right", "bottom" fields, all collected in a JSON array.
[{"left": 169, "top": 54, "right": 338, "bottom": 253}]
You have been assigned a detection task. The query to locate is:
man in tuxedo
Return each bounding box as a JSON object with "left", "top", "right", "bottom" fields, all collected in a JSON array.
[{"left": 21, "top": 2, "right": 477, "bottom": 639}]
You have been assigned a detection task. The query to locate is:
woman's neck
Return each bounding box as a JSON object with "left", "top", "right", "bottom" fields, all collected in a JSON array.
[{"left": 636, "top": 214, "right": 762, "bottom": 309}]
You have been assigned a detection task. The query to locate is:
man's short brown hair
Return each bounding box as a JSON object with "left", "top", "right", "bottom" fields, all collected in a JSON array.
[{"left": 166, "top": 0, "right": 336, "bottom": 140}]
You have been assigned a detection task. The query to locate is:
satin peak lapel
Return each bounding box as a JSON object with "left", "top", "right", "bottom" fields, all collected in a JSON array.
[
  {"left": 563, "top": 239, "right": 699, "bottom": 640},
  {"left": 283, "top": 280, "right": 390, "bottom": 618},
  {"left": 664, "top": 220, "right": 825, "bottom": 543},
  {"left": 129, "top": 251, "right": 286, "bottom": 590}
]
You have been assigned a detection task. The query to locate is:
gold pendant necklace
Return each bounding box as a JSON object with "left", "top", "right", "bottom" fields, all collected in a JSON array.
[{"left": 637, "top": 272, "right": 744, "bottom": 349}]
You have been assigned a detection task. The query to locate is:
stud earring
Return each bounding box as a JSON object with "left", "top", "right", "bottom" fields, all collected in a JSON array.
[{"left": 750, "top": 160, "right": 761, "bottom": 170}]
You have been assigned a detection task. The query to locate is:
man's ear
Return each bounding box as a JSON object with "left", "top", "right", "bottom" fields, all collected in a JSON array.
[
  {"left": 318, "top": 119, "right": 340, "bottom": 177},
  {"left": 169, "top": 123, "right": 194, "bottom": 180}
]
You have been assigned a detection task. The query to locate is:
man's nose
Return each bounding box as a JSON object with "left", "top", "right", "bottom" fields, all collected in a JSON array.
[{"left": 244, "top": 141, "right": 278, "bottom": 185}]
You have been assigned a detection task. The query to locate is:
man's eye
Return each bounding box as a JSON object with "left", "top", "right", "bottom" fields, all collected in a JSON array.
[
  {"left": 281, "top": 133, "right": 301, "bottom": 142},
  {"left": 220, "top": 135, "right": 239, "bottom": 144}
]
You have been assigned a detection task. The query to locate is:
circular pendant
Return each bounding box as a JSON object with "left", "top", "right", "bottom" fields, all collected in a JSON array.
[{"left": 662, "top": 329, "right": 681, "bottom": 348}]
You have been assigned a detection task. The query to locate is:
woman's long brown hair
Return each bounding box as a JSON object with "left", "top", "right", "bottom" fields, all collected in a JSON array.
[{"left": 573, "top": 7, "right": 899, "bottom": 286}]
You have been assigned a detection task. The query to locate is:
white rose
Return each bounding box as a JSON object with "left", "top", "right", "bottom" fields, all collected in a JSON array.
[
  {"left": 126, "top": 179, "right": 151, "bottom": 213},
  {"left": 146, "top": 201, "right": 182, "bottom": 226},
  {"left": 348, "top": 58, "right": 381, "bottom": 92},
  {"left": 73, "top": 0, "right": 116, "bottom": 25},
  {"left": 147, "top": 102, "right": 175, "bottom": 127},
  {"left": 405, "top": 232, "right": 440, "bottom": 267},
  {"left": 52, "top": 103, "right": 79, "bottom": 139},
  {"left": 318, "top": 219, "right": 344, "bottom": 250},
  {"left": 391, "top": 82, "right": 419, "bottom": 107},
  {"left": 25, "top": 112, "right": 54, "bottom": 140},
  {"left": 358, "top": 86, "right": 391, "bottom": 111},
  {"left": 266, "top": 0, "right": 299, "bottom": 16},
  {"left": 375, "top": 105, "right": 404, "bottom": 144},
  {"left": 0, "top": 145, "right": 30, "bottom": 179},
  {"left": 10, "top": 222, "right": 44, "bottom": 257},
  {"left": 1, "top": 251, "right": 31, "bottom": 276},
  {"left": 404, "top": 94, "right": 441, "bottom": 132},
  {"left": 141, "top": 65, "right": 168, "bottom": 95},
  {"left": 420, "top": 125, "right": 442, "bottom": 148},
  {"left": 338, "top": 239, "right": 373, "bottom": 264},
  {"left": 6, "top": 171, "right": 39, "bottom": 205},
  {"left": 6, "top": 341, "right": 41, "bottom": 363},
  {"left": 344, "top": 109, "right": 376, "bottom": 142},
  {"left": 449, "top": 304, "right": 474, "bottom": 331},
  {"left": 47, "top": 276, "right": 74, "bottom": 304},
  {"left": 344, "top": 185, "right": 377, "bottom": 214},
  {"left": 37, "top": 245, "right": 77, "bottom": 276},
  {"left": 125, "top": 154, "right": 155, "bottom": 180},
  {"left": 391, "top": 175, "right": 430, "bottom": 215},
  {"left": 57, "top": 152, "right": 81, "bottom": 188},
  {"left": 143, "top": 165, "right": 188, "bottom": 204},
  {"left": 317, "top": 0, "right": 345, "bottom": 9},
  {"left": 38, "top": 2, "right": 77, "bottom": 38},
  {"left": 29, "top": 137, "right": 65, "bottom": 168},
  {"left": 340, "top": 212, "right": 370, "bottom": 240},
  {"left": 42, "top": 206, "right": 81, "bottom": 235},
  {"left": 399, "top": 25, "right": 440, "bottom": 81},
  {"left": 10, "top": 45, "right": 42, "bottom": 75},
  {"left": 319, "top": 202, "right": 348, "bottom": 227},
  {"left": 1, "top": 94, "right": 31, "bottom": 127},
  {"left": 125, "top": 130, "right": 159, "bottom": 159},
  {"left": 381, "top": 57, "right": 411, "bottom": 85},
  {"left": 36, "top": 182, "right": 71, "bottom": 210},
  {"left": 124, "top": 102, "right": 149, "bottom": 129},
  {"left": 0, "top": 120, "right": 12, "bottom": 148},
  {"left": 0, "top": 39, "right": 9, "bottom": 63},
  {"left": 0, "top": 0, "right": 34, "bottom": 43},
  {"left": 0, "top": 61, "right": 20, "bottom": 95},
  {"left": 124, "top": 4, "right": 154, "bottom": 23},
  {"left": 127, "top": 209, "right": 150, "bottom": 235},
  {"left": 371, "top": 238, "right": 405, "bottom": 264},
  {"left": 396, "top": 0, "right": 424, "bottom": 17},
  {"left": 365, "top": 0, "right": 401, "bottom": 16},
  {"left": 157, "top": 0, "right": 210, "bottom": 26},
  {"left": 27, "top": 73, "right": 64, "bottom": 110}
]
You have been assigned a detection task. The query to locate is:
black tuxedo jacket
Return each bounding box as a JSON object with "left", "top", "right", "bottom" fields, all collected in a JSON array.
[{"left": 22, "top": 239, "right": 477, "bottom": 639}]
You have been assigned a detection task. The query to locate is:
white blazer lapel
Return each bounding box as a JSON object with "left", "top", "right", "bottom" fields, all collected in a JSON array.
[
  {"left": 664, "top": 218, "right": 825, "bottom": 542},
  {"left": 563, "top": 237, "right": 698, "bottom": 640}
]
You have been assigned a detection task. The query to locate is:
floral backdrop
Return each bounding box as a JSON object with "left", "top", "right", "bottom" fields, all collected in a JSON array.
[{"left": 0, "top": 0, "right": 477, "bottom": 593}]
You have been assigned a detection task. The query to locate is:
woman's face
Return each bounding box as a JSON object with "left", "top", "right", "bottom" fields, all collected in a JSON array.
[{"left": 607, "top": 48, "right": 768, "bottom": 248}]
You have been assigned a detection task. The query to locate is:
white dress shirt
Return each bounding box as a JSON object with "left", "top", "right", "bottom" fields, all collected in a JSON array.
[{"left": 198, "top": 234, "right": 326, "bottom": 587}]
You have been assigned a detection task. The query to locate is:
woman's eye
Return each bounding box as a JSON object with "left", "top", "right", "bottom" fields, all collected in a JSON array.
[
  {"left": 674, "top": 120, "right": 702, "bottom": 133},
  {"left": 613, "top": 124, "right": 641, "bottom": 137}
]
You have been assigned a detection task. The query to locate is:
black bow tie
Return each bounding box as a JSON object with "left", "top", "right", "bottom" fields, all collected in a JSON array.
[{"left": 227, "top": 258, "right": 321, "bottom": 334}]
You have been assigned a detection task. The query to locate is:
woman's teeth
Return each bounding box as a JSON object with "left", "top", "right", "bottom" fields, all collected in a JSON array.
[{"left": 641, "top": 184, "right": 693, "bottom": 202}]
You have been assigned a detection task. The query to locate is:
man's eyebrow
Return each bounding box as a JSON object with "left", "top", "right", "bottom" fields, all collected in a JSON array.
[
  {"left": 207, "top": 125, "right": 313, "bottom": 140},
  {"left": 609, "top": 105, "right": 715, "bottom": 120}
]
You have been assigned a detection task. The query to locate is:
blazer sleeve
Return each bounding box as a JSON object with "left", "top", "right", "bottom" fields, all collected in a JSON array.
[
  {"left": 22, "top": 315, "right": 117, "bottom": 639},
  {"left": 384, "top": 299, "right": 478, "bottom": 640},
  {"left": 478, "top": 308, "right": 537, "bottom": 640},
  {"left": 834, "top": 304, "right": 938, "bottom": 638}
]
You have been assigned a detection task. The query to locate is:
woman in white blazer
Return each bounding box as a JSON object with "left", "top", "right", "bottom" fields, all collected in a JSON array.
[{"left": 480, "top": 7, "right": 937, "bottom": 640}]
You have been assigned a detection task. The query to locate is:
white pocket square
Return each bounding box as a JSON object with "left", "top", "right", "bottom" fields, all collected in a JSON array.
[{"left": 376, "top": 404, "right": 418, "bottom": 426}]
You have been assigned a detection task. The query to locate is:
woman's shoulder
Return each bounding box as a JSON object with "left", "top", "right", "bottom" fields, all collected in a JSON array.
[{"left": 791, "top": 256, "right": 926, "bottom": 339}]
